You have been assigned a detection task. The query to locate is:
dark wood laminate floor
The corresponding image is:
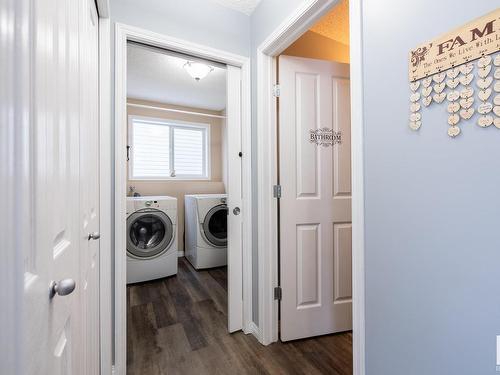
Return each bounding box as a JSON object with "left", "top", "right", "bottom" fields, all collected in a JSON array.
[{"left": 127, "top": 257, "right": 353, "bottom": 375}]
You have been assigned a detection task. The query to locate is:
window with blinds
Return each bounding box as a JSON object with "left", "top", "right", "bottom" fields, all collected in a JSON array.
[{"left": 129, "top": 116, "right": 209, "bottom": 180}]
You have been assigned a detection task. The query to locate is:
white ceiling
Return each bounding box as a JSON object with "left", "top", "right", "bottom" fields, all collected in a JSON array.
[
  {"left": 210, "top": 0, "right": 262, "bottom": 15},
  {"left": 127, "top": 43, "right": 227, "bottom": 111}
]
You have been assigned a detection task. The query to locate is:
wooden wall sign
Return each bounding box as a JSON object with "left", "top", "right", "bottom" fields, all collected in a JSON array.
[
  {"left": 409, "top": 8, "right": 500, "bottom": 81},
  {"left": 408, "top": 8, "right": 500, "bottom": 137}
]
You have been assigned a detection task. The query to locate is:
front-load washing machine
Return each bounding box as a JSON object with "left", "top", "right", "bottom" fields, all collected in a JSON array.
[
  {"left": 126, "top": 196, "right": 178, "bottom": 283},
  {"left": 184, "top": 194, "right": 228, "bottom": 269}
]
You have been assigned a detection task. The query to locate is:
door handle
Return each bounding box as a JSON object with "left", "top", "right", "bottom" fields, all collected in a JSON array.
[
  {"left": 49, "top": 279, "right": 76, "bottom": 299},
  {"left": 233, "top": 207, "right": 241, "bottom": 215},
  {"left": 88, "top": 231, "right": 100, "bottom": 240}
]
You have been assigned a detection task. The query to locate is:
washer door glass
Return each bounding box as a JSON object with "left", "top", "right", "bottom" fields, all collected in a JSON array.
[
  {"left": 202, "top": 204, "right": 228, "bottom": 247},
  {"left": 127, "top": 209, "right": 173, "bottom": 258}
]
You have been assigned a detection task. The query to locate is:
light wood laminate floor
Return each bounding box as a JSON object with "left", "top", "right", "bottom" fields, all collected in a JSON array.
[{"left": 127, "top": 257, "right": 353, "bottom": 375}]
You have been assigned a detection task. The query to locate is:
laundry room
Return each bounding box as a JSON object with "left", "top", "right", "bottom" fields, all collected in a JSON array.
[{"left": 123, "top": 41, "right": 245, "bottom": 373}]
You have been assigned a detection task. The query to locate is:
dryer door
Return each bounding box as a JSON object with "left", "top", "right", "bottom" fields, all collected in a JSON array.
[
  {"left": 202, "top": 204, "right": 228, "bottom": 247},
  {"left": 127, "top": 209, "right": 174, "bottom": 258}
]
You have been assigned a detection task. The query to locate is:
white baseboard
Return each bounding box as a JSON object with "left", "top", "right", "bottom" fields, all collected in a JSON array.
[
  {"left": 246, "top": 321, "right": 261, "bottom": 342},
  {"left": 177, "top": 250, "right": 184, "bottom": 257}
]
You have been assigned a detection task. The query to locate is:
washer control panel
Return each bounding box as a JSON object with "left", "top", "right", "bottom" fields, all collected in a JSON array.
[{"left": 144, "top": 200, "right": 159, "bottom": 208}]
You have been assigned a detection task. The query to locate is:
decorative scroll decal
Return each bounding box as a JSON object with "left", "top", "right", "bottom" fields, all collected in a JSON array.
[
  {"left": 309, "top": 128, "right": 341, "bottom": 146},
  {"left": 409, "top": 8, "right": 500, "bottom": 81}
]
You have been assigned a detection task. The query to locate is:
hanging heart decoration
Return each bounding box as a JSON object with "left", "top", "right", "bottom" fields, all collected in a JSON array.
[
  {"left": 448, "top": 126, "right": 461, "bottom": 137},
  {"left": 433, "top": 72, "right": 446, "bottom": 83},
  {"left": 433, "top": 92, "right": 446, "bottom": 104},
  {"left": 494, "top": 68, "right": 500, "bottom": 80},
  {"left": 446, "top": 68, "right": 460, "bottom": 79},
  {"left": 478, "top": 88, "right": 492, "bottom": 101},
  {"left": 495, "top": 94, "right": 500, "bottom": 106},
  {"left": 478, "top": 102, "right": 493, "bottom": 115},
  {"left": 446, "top": 79, "right": 460, "bottom": 89},
  {"left": 447, "top": 102, "right": 460, "bottom": 113},
  {"left": 433, "top": 82, "right": 446, "bottom": 93},
  {"left": 422, "top": 87, "right": 433, "bottom": 97},
  {"left": 410, "top": 102, "right": 421, "bottom": 112},
  {"left": 459, "top": 74, "right": 473, "bottom": 86},
  {"left": 446, "top": 90, "right": 460, "bottom": 102},
  {"left": 460, "top": 108, "right": 475, "bottom": 120},
  {"left": 422, "top": 77, "right": 433, "bottom": 88},
  {"left": 478, "top": 65, "right": 492, "bottom": 78},
  {"left": 410, "top": 81, "right": 421, "bottom": 91},
  {"left": 460, "top": 86, "right": 474, "bottom": 99},
  {"left": 459, "top": 63, "right": 474, "bottom": 75},
  {"left": 459, "top": 97, "right": 474, "bottom": 109},
  {"left": 477, "top": 115, "right": 493, "bottom": 127},
  {"left": 478, "top": 55, "right": 492, "bottom": 68},
  {"left": 422, "top": 96, "right": 433, "bottom": 107}
]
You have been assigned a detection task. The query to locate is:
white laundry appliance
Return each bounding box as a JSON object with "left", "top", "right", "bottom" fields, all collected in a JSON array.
[
  {"left": 184, "top": 194, "right": 228, "bottom": 269},
  {"left": 126, "top": 196, "right": 178, "bottom": 283}
]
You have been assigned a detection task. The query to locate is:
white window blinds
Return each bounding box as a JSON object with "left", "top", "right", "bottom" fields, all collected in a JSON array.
[
  {"left": 129, "top": 116, "right": 209, "bottom": 180},
  {"left": 131, "top": 120, "right": 170, "bottom": 178},
  {"left": 173, "top": 127, "right": 205, "bottom": 176}
]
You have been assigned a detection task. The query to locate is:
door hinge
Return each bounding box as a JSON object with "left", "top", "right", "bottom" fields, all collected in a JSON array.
[
  {"left": 273, "top": 84, "right": 280, "bottom": 97},
  {"left": 274, "top": 286, "right": 282, "bottom": 301},
  {"left": 273, "top": 184, "right": 281, "bottom": 199}
]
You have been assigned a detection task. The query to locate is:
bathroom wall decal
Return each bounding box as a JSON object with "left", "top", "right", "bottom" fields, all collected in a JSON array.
[
  {"left": 309, "top": 128, "right": 342, "bottom": 146},
  {"left": 408, "top": 8, "right": 500, "bottom": 137}
]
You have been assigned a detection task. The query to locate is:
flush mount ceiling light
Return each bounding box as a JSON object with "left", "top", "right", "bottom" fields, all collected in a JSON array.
[{"left": 183, "top": 61, "right": 214, "bottom": 81}]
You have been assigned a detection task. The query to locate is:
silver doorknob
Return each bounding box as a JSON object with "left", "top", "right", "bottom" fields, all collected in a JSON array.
[
  {"left": 88, "top": 231, "right": 100, "bottom": 240},
  {"left": 233, "top": 207, "right": 241, "bottom": 215},
  {"left": 49, "top": 279, "right": 76, "bottom": 299}
]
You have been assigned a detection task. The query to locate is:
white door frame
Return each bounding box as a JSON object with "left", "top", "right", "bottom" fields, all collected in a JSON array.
[
  {"left": 256, "top": 0, "right": 365, "bottom": 374},
  {"left": 114, "top": 23, "right": 253, "bottom": 375},
  {"left": 97, "top": 1, "right": 113, "bottom": 374}
]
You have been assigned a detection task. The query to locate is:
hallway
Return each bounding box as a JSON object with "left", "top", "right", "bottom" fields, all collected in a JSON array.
[{"left": 127, "top": 258, "right": 353, "bottom": 375}]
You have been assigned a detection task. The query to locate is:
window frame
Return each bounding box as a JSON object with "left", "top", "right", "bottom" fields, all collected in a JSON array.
[{"left": 128, "top": 114, "right": 211, "bottom": 181}]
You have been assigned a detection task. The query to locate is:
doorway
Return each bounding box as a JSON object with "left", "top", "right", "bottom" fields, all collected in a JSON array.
[
  {"left": 113, "top": 24, "right": 253, "bottom": 374},
  {"left": 257, "top": 0, "right": 365, "bottom": 372}
]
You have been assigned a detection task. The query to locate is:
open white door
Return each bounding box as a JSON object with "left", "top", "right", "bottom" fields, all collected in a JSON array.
[
  {"left": 23, "top": 0, "right": 101, "bottom": 373},
  {"left": 226, "top": 65, "right": 243, "bottom": 332},
  {"left": 279, "top": 56, "right": 352, "bottom": 341}
]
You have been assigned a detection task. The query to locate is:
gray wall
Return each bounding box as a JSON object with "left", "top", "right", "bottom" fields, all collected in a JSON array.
[
  {"left": 110, "top": 0, "right": 251, "bottom": 57},
  {"left": 362, "top": 1, "right": 500, "bottom": 374},
  {"left": 249, "top": 0, "right": 305, "bottom": 324}
]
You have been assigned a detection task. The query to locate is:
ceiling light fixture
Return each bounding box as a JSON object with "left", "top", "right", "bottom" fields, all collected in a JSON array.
[{"left": 183, "top": 61, "right": 214, "bottom": 81}]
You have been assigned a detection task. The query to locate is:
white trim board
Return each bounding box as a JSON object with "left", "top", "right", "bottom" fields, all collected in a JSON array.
[
  {"left": 114, "top": 23, "right": 253, "bottom": 375},
  {"left": 255, "top": 0, "right": 366, "bottom": 374},
  {"left": 98, "top": 13, "right": 113, "bottom": 375}
]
